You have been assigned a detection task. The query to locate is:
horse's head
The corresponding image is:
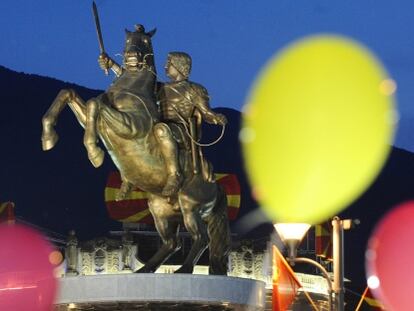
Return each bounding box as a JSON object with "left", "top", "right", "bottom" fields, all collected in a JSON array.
[{"left": 123, "top": 24, "right": 156, "bottom": 72}]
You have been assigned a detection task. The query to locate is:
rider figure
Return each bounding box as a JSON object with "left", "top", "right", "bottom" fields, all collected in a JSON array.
[{"left": 158, "top": 52, "right": 227, "bottom": 182}]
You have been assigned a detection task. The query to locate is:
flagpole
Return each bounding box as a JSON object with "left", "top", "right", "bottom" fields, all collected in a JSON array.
[
  {"left": 332, "top": 217, "right": 345, "bottom": 311},
  {"left": 272, "top": 246, "right": 279, "bottom": 311},
  {"left": 354, "top": 287, "right": 369, "bottom": 311}
]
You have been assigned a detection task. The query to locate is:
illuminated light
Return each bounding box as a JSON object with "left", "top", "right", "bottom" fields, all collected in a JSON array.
[
  {"left": 49, "top": 250, "right": 63, "bottom": 265},
  {"left": 342, "top": 219, "right": 353, "bottom": 230},
  {"left": 274, "top": 223, "right": 311, "bottom": 242},
  {"left": 367, "top": 275, "right": 380, "bottom": 289},
  {"left": 379, "top": 79, "right": 397, "bottom": 96},
  {"left": 68, "top": 303, "right": 76, "bottom": 309},
  {"left": 238, "top": 127, "right": 256, "bottom": 143}
]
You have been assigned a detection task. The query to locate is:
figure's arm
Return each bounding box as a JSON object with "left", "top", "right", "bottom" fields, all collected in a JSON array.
[
  {"left": 192, "top": 84, "right": 227, "bottom": 125},
  {"left": 98, "top": 53, "right": 123, "bottom": 77}
]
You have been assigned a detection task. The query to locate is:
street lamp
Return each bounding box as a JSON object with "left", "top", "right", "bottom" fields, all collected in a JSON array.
[
  {"left": 274, "top": 223, "right": 311, "bottom": 261},
  {"left": 274, "top": 217, "right": 353, "bottom": 311}
]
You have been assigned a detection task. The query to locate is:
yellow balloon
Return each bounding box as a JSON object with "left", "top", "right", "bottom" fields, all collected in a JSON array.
[{"left": 242, "top": 35, "right": 396, "bottom": 223}]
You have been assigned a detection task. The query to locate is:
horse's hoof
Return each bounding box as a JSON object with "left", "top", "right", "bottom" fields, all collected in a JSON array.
[
  {"left": 88, "top": 148, "right": 105, "bottom": 168},
  {"left": 174, "top": 266, "right": 193, "bottom": 274},
  {"left": 116, "top": 183, "right": 132, "bottom": 201},
  {"left": 116, "top": 191, "right": 131, "bottom": 201},
  {"left": 41, "top": 132, "right": 59, "bottom": 151},
  {"left": 115, "top": 192, "right": 126, "bottom": 202}
]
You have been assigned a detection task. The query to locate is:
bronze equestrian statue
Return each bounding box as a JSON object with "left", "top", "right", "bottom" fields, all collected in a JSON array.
[{"left": 41, "top": 20, "right": 230, "bottom": 274}]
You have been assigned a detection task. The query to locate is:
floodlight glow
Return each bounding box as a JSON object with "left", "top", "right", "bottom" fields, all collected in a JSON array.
[
  {"left": 274, "top": 223, "right": 311, "bottom": 242},
  {"left": 367, "top": 275, "right": 380, "bottom": 289}
]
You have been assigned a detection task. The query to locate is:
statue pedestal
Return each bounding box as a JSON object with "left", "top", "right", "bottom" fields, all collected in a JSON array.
[{"left": 55, "top": 274, "right": 266, "bottom": 310}]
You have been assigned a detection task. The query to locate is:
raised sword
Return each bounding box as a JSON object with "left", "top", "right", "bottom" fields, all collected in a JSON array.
[{"left": 92, "top": 1, "right": 108, "bottom": 75}]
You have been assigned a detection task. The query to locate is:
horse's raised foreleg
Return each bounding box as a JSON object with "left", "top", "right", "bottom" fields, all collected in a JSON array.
[
  {"left": 42, "top": 89, "right": 86, "bottom": 151},
  {"left": 84, "top": 98, "right": 105, "bottom": 168},
  {"left": 136, "top": 196, "right": 181, "bottom": 273},
  {"left": 175, "top": 195, "right": 209, "bottom": 274}
]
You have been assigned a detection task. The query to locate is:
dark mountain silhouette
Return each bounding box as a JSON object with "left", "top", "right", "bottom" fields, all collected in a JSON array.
[
  {"left": 1, "top": 65, "right": 413, "bottom": 292},
  {"left": 0, "top": 65, "right": 260, "bottom": 240},
  {"left": 0, "top": 66, "right": 118, "bottom": 239}
]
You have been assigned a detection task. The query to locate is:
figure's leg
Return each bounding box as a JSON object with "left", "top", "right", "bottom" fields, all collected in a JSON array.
[
  {"left": 175, "top": 193, "right": 208, "bottom": 274},
  {"left": 42, "top": 89, "right": 86, "bottom": 150},
  {"left": 153, "top": 123, "right": 183, "bottom": 196},
  {"left": 136, "top": 196, "right": 181, "bottom": 273},
  {"left": 200, "top": 150, "right": 215, "bottom": 183},
  {"left": 84, "top": 98, "right": 104, "bottom": 168}
]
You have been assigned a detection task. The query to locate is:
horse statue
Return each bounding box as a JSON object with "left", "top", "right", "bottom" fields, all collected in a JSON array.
[{"left": 41, "top": 24, "right": 231, "bottom": 275}]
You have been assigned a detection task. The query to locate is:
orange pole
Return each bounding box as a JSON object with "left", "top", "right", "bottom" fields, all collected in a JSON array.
[
  {"left": 302, "top": 289, "right": 320, "bottom": 311},
  {"left": 354, "top": 286, "right": 369, "bottom": 311},
  {"left": 272, "top": 245, "right": 279, "bottom": 311}
]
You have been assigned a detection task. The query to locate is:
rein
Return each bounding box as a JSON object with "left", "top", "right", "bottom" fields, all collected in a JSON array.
[{"left": 124, "top": 53, "right": 154, "bottom": 72}]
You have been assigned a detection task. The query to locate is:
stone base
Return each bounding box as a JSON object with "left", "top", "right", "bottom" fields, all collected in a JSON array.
[{"left": 55, "top": 274, "right": 266, "bottom": 310}]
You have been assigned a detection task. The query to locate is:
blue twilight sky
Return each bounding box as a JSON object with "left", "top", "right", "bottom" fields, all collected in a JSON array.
[{"left": 1, "top": 0, "right": 414, "bottom": 150}]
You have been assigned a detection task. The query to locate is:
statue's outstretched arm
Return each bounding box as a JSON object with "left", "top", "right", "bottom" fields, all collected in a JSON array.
[
  {"left": 192, "top": 85, "right": 227, "bottom": 126},
  {"left": 98, "top": 53, "right": 123, "bottom": 77}
]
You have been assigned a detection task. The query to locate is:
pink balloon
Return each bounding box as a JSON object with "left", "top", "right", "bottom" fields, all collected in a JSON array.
[
  {"left": 366, "top": 201, "right": 414, "bottom": 311},
  {"left": 0, "top": 224, "right": 58, "bottom": 311}
]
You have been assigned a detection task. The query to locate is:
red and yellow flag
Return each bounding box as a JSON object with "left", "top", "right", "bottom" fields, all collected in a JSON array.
[
  {"left": 0, "top": 201, "right": 15, "bottom": 224},
  {"left": 315, "top": 222, "right": 332, "bottom": 260},
  {"left": 105, "top": 172, "right": 241, "bottom": 224},
  {"left": 272, "top": 245, "right": 302, "bottom": 311}
]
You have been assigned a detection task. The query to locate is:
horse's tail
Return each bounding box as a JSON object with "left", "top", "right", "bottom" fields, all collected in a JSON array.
[{"left": 207, "top": 184, "right": 231, "bottom": 275}]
